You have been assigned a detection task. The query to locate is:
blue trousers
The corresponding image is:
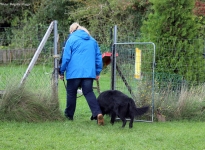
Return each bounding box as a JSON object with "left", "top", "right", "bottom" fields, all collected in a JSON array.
[{"left": 65, "top": 78, "right": 102, "bottom": 119}]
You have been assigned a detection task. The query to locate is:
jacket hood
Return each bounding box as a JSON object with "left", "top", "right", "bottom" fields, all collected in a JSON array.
[{"left": 72, "top": 29, "right": 90, "bottom": 40}]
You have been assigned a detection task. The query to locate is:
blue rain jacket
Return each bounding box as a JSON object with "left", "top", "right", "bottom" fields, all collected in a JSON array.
[{"left": 59, "top": 29, "right": 103, "bottom": 79}]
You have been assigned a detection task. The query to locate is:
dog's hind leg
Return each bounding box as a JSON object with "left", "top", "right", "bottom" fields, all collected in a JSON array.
[
  {"left": 121, "top": 118, "right": 127, "bottom": 128},
  {"left": 129, "top": 116, "right": 134, "bottom": 128},
  {"left": 118, "top": 111, "right": 127, "bottom": 128},
  {"left": 110, "top": 111, "right": 117, "bottom": 125},
  {"left": 117, "top": 105, "right": 129, "bottom": 128}
]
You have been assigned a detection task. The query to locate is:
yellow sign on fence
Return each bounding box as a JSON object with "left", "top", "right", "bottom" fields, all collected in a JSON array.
[{"left": 135, "top": 48, "right": 141, "bottom": 79}]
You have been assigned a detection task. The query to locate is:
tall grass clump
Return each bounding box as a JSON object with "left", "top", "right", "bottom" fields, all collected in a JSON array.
[
  {"left": 154, "top": 83, "right": 205, "bottom": 121},
  {"left": 0, "top": 81, "right": 64, "bottom": 122}
]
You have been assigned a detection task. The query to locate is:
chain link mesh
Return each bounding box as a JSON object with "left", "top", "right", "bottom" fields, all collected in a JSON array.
[{"left": 0, "top": 26, "right": 55, "bottom": 97}]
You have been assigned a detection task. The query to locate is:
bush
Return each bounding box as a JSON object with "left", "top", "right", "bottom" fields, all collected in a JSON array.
[
  {"left": 0, "top": 82, "right": 64, "bottom": 122},
  {"left": 154, "top": 83, "right": 205, "bottom": 121},
  {"left": 140, "top": 0, "right": 205, "bottom": 84}
]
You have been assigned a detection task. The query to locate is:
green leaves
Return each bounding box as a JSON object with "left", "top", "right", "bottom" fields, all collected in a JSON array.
[{"left": 140, "top": 0, "right": 205, "bottom": 85}]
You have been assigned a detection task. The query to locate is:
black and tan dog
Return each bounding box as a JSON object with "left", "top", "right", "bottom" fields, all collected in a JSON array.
[{"left": 97, "top": 90, "right": 149, "bottom": 128}]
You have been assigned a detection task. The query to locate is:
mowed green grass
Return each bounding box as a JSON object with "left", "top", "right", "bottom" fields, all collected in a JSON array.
[
  {"left": 1, "top": 120, "right": 205, "bottom": 149},
  {"left": 1, "top": 69, "right": 205, "bottom": 149}
]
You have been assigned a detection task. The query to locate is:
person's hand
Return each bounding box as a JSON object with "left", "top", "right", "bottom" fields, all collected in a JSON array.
[
  {"left": 96, "top": 75, "right": 100, "bottom": 80},
  {"left": 59, "top": 75, "right": 64, "bottom": 80}
]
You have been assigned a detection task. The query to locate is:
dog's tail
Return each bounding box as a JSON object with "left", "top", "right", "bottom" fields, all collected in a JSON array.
[{"left": 134, "top": 106, "right": 149, "bottom": 116}]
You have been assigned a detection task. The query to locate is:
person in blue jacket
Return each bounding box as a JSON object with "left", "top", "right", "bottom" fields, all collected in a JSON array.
[{"left": 59, "top": 22, "right": 104, "bottom": 125}]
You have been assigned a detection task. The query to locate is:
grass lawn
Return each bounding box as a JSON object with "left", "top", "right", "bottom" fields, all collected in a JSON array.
[
  {"left": 1, "top": 71, "right": 205, "bottom": 149},
  {"left": 1, "top": 120, "right": 205, "bottom": 149}
]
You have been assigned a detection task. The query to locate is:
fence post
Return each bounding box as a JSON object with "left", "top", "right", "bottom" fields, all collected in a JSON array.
[
  {"left": 111, "top": 25, "right": 117, "bottom": 90},
  {"left": 52, "top": 20, "right": 59, "bottom": 108}
]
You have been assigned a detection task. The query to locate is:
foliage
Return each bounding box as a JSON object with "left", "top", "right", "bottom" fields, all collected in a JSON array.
[
  {"left": 140, "top": 0, "right": 205, "bottom": 84},
  {"left": 134, "top": 74, "right": 205, "bottom": 121},
  {"left": 67, "top": 0, "right": 148, "bottom": 45},
  {"left": 0, "top": 80, "right": 64, "bottom": 122},
  {"left": 154, "top": 83, "right": 205, "bottom": 121},
  {"left": 3, "top": 12, "right": 40, "bottom": 49},
  {"left": 0, "top": 0, "right": 40, "bottom": 26},
  {"left": 32, "top": 0, "right": 77, "bottom": 32},
  {"left": 0, "top": 0, "right": 45, "bottom": 48},
  {"left": 1, "top": 0, "right": 151, "bottom": 51}
]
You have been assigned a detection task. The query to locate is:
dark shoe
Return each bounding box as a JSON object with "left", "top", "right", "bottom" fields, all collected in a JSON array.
[
  {"left": 67, "top": 117, "right": 73, "bottom": 121},
  {"left": 65, "top": 115, "right": 73, "bottom": 121},
  {"left": 97, "top": 114, "right": 104, "bottom": 126},
  {"left": 90, "top": 115, "right": 97, "bottom": 120}
]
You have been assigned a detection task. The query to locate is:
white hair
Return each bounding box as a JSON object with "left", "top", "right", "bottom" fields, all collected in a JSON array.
[{"left": 69, "top": 22, "right": 90, "bottom": 35}]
